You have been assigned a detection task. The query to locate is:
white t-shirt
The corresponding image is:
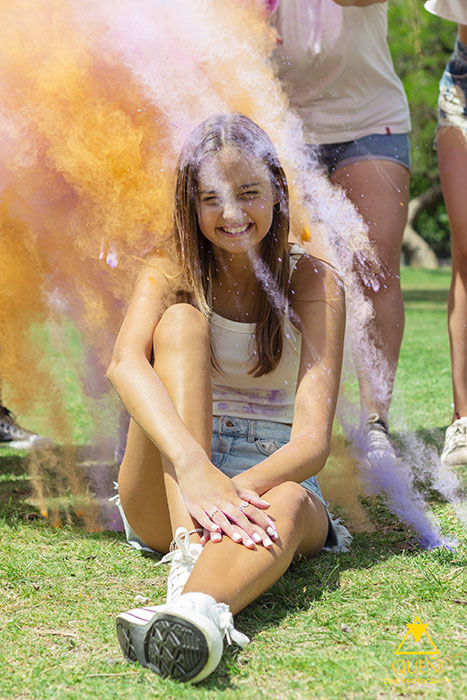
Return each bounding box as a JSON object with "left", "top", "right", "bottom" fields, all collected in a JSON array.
[
  {"left": 273, "top": 1, "right": 411, "bottom": 143},
  {"left": 424, "top": 0, "right": 467, "bottom": 23}
]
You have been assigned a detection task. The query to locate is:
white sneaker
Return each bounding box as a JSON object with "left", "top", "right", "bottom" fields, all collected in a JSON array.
[
  {"left": 157, "top": 527, "right": 203, "bottom": 604},
  {"left": 116, "top": 592, "right": 249, "bottom": 683},
  {"left": 441, "top": 417, "right": 467, "bottom": 466},
  {"left": 365, "top": 413, "right": 397, "bottom": 463}
]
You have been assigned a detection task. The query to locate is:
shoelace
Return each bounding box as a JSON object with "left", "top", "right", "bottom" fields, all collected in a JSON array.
[
  {"left": 367, "top": 425, "right": 391, "bottom": 449},
  {"left": 157, "top": 528, "right": 203, "bottom": 566},
  {"left": 156, "top": 528, "right": 203, "bottom": 603},
  {"left": 216, "top": 604, "right": 250, "bottom": 648}
]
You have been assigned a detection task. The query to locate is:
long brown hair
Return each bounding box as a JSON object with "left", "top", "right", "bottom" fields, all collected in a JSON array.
[{"left": 173, "top": 113, "right": 290, "bottom": 377}]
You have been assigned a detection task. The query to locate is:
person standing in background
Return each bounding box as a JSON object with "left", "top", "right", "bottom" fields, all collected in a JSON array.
[
  {"left": 425, "top": 0, "right": 467, "bottom": 466},
  {"left": 271, "top": 0, "right": 411, "bottom": 463}
]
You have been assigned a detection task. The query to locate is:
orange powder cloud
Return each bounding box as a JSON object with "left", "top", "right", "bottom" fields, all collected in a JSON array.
[{"left": 0, "top": 0, "right": 374, "bottom": 526}]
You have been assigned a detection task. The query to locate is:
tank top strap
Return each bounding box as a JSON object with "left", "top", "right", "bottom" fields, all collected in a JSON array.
[{"left": 288, "top": 243, "right": 306, "bottom": 281}]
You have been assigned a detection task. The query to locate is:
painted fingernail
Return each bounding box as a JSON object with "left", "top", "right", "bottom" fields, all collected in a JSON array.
[
  {"left": 212, "top": 532, "right": 222, "bottom": 542},
  {"left": 264, "top": 537, "right": 273, "bottom": 547},
  {"left": 267, "top": 526, "right": 278, "bottom": 538},
  {"left": 233, "top": 532, "right": 242, "bottom": 542},
  {"left": 252, "top": 533, "right": 262, "bottom": 543},
  {"left": 246, "top": 538, "right": 255, "bottom": 546}
]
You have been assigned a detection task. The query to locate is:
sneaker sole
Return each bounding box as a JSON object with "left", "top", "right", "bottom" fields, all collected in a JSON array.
[
  {"left": 116, "top": 609, "right": 154, "bottom": 668},
  {"left": 116, "top": 610, "right": 210, "bottom": 683},
  {"left": 146, "top": 615, "right": 209, "bottom": 681}
]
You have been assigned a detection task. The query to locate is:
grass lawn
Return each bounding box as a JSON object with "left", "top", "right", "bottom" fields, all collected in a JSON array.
[{"left": 0, "top": 268, "right": 465, "bottom": 700}]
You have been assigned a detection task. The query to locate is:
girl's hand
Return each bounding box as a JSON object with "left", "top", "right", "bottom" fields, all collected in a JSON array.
[{"left": 178, "top": 463, "right": 278, "bottom": 549}]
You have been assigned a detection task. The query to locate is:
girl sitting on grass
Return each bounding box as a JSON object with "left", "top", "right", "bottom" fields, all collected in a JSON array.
[{"left": 108, "top": 113, "right": 350, "bottom": 683}]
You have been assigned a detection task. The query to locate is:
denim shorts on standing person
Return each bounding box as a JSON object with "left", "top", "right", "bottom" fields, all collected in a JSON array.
[
  {"left": 315, "top": 132, "right": 411, "bottom": 175},
  {"left": 113, "top": 416, "right": 352, "bottom": 555},
  {"left": 437, "top": 37, "right": 467, "bottom": 138}
]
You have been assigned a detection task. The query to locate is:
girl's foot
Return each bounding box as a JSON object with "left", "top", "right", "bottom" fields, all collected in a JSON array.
[
  {"left": 441, "top": 417, "right": 467, "bottom": 466},
  {"left": 116, "top": 592, "right": 249, "bottom": 683}
]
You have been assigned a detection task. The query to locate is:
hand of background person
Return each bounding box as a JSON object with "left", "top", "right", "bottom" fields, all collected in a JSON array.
[{"left": 177, "top": 460, "right": 278, "bottom": 549}]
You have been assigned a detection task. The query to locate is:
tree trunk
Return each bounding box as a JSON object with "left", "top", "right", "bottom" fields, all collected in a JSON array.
[{"left": 402, "top": 186, "right": 443, "bottom": 269}]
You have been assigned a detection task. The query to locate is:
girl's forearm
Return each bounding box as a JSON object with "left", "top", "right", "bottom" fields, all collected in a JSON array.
[
  {"left": 233, "top": 432, "right": 330, "bottom": 496},
  {"left": 107, "top": 357, "right": 207, "bottom": 472}
]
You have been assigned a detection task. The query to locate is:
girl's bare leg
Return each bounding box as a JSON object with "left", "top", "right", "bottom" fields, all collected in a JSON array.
[
  {"left": 438, "top": 127, "right": 467, "bottom": 419},
  {"left": 331, "top": 160, "right": 410, "bottom": 423},
  {"left": 119, "top": 303, "right": 329, "bottom": 612},
  {"left": 183, "top": 481, "right": 329, "bottom": 614},
  {"left": 117, "top": 303, "right": 212, "bottom": 552}
]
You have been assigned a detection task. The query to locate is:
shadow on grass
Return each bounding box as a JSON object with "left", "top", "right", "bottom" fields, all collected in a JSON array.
[{"left": 402, "top": 289, "right": 449, "bottom": 304}]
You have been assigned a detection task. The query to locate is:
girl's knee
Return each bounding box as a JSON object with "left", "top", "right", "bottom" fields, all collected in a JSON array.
[
  {"left": 272, "top": 482, "right": 328, "bottom": 555},
  {"left": 271, "top": 481, "right": 310, "bottom": 520},
  {"left": 154, "top": 303, "right": 209, "bottom": 351}
]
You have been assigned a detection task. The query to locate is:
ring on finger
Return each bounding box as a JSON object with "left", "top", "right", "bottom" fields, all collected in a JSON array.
[
  {"left": 238, "top": 500, "right": 249, "bottom": 513},
  {"left": 208, "top": 506, "right": 219, "bottom": 519}
]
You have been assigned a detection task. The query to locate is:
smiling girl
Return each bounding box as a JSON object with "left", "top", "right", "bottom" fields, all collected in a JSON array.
[{"left": 108, "top": 113, "right": 349, "bottom": 683}]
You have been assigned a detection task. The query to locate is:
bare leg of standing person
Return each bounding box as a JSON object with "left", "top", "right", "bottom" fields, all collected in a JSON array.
[
  {"left": 331, "top": 159, "right": 410, "bottom": 453},
  {"left": 438, "top": 126, "right": 467, "bottom": 465}
]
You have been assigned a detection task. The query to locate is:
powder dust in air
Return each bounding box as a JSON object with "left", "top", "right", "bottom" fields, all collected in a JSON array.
[{"left": 0, "top": 0, "right": 463, "bottom": 544}]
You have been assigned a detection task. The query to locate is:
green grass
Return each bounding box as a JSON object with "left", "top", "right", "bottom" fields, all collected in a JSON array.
[
  {"left": 394, "top": 267, "right": 453, "bottom": 433},
  {"left": 1, "top": 268, "right": 465, "bottom": 700}
]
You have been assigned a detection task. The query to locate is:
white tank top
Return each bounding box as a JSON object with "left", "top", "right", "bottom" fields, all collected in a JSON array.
[
  {"left": 211, "top": 245, "right": 304, "bottom": 424},
  {"left": 273, "top": 1, "right": 411, "bottom": 143}
]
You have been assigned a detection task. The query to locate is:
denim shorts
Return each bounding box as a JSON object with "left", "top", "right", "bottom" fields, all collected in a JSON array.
[
  {"left": 212, "top": 416, "right": 351, "bottom": 553},
  {"left": 316, "top": 133, "right": 411, "bottom": 175},
  {"left": 437, "top": 38, "right": 467, "bottom": 138},
  {"left": 113, "top": 416, "right": 351, "bottom": 554}
]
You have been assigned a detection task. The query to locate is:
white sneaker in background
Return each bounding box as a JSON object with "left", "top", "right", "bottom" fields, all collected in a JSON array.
[
  {"left": 116, "top": 592, "right": 249, "bottom": 683},
  {"left": 365, "top": 413, "right": 397, "bottom": 463},
  {"left": 441, "top": 417, "right": 467, "bottom": 466}
]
